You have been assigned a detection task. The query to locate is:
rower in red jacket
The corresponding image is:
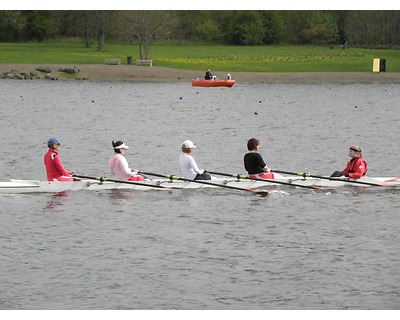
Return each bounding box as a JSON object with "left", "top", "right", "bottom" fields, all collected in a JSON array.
[
  {"left": 331, "top": 145, "right": 368, "bottom": 179},
  {"left": 44, "top": 137, "right": 75, "bottom": 182}
]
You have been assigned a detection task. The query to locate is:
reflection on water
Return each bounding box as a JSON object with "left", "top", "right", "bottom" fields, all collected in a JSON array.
[
  {"left": 43, "top": 191, "right": 70, "bottom": 212},
  {"left": 107, "top": 189, "right": 140, "bottom": 205}
]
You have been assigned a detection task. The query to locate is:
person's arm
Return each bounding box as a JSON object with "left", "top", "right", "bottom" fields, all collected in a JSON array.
[
  {"left": 53, "top": 154, "right": 72, "bottom": 176},
  {"left": 189, "top": 156, "right": 203, "bottom": 174},
  {"left": 118, "top": 156, "right": 135, "bottom": 176},
  {"left": 256, "top": 153, "right": 270, "bottom": 172},
  {"left": 263, "top": 164, "right": 271, "bottom": 172}
]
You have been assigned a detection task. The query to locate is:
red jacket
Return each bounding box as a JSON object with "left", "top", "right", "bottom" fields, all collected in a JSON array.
[
  {"left": 44, "top": 149, "right": 71, "bottom": 181},
  {"left": 343, "top": 156, "right": 368, "bottom": 179}
]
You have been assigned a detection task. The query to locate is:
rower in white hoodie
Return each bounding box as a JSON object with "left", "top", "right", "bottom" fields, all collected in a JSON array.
[{"left": 179, "top": 140, "right": 211, "bottom": 180}]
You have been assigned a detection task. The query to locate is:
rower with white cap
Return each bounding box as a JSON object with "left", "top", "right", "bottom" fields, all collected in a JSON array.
[
  {"left": 179, "top": 140, "right": 211, "bottom": 180},
  {"left": 109, "top": 140, "right": 144, "bottom": 181}
]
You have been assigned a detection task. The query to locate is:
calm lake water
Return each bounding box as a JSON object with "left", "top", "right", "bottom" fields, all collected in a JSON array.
[{"left": 0, "top": 79, "right": 399, "bottom": 310}]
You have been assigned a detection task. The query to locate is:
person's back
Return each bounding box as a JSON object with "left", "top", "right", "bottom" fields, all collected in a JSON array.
[
  {"left": 110, "top": 153, "right": 132, "bottom": 180},
  {"left": 179, "top": 152, "right": 199, "bottom": 180},
  {"left": 243, "top": 138, "right": 277, "bottom": 179},
  {"left": 244, "top": 152, "right": 265, "bottom": 175},
  {"left": 205, "top": 69, "right": 213, "bottom": 80}
]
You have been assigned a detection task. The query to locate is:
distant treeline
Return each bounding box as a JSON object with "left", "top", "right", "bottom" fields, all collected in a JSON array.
[{"left": 1, "top": 10, "right": 399, "bottom": 49}]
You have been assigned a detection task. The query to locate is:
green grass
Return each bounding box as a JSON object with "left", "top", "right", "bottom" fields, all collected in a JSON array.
[{"left": 1, "top": 41, "right": 399, "bottom": 72}]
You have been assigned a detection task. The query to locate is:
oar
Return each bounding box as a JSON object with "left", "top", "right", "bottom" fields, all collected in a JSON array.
[
  {"left": 206, "top": 171, "right": 325, "bottom": 190},
  {"left": 73, "top": 174, "right": 178, "bottom": 190},
  {"left": 271, "top": 170, "right": 384, "bottom": 187},
  {"left": 139, "top": 171, "right": 269, "bottom": 196}
]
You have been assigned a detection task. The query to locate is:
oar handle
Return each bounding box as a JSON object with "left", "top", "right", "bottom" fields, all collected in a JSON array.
[
  {"left": 207, "top": 171, "right": 246, "bottom": 179},
  {"left": 272, "top": 169, "right": 311, "bottom": 178},
  {"left": 207, "top": 171, "right": 323, "bottom": 190},
  {"left": 139, "top": 171, "right": 269, "bottom": 196},
  {"left": 73, "top": 174, "right": 170, "bottom": 189},
  {"left": 272, "top": 169, "right": 383, "bottom": 187}
]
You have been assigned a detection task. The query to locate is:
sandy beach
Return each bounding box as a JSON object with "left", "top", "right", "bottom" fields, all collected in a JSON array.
[{"left": 1, "top": 63, "right": 400, "bottom": 84}]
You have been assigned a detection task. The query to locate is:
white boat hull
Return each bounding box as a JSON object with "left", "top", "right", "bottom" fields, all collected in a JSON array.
[{"left": 0, "top": 176, "right": 399, "bottom": 194}]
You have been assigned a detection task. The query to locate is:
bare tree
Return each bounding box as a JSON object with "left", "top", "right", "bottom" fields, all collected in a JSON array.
[{"left": 121, "top": 11, "right": 177, "bottom": 59}]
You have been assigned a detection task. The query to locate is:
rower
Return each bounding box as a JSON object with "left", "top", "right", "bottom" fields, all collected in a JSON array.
[
  {"left": 44, "top": 137, "right": 75, "bottom": 182},
  {"left": 179, "top": 140, "right": 211, "bottom": 180},
  {"left": 243, "top": 138, "right": 283, "bottom": 180},
  {"left": 109, "top": 140, "right": 145, "bottom": 181},
  {"left": 330, "top": 145, "right": 368, "bottom": 179}
]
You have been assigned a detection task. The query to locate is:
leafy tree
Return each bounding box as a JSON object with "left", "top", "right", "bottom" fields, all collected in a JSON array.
[
  {"left": 260, "top": 11, "right": 287, "bottom": 44},
  {"left": 302, "top": 11, "right": 339, "bottom": 45},
  {"left": 224, "top": 11, "right": 265, "bottom": 45},
  {"left": 0, "top": 11, "right": 27, "bottom": 41},
  {"left": 56, "top": 11, "right": 95, "bottom": 47},
  {"left": 279, "top": 11, "right": 310, "bottom": 44},
  {"left": 175, "top": 11, "right": 200, "bottom": 40},
  {"left": 194, "top": 11, "right": 221, "bottom": 43},
  {"left": 21, "top": 11, "right": 58, "bottom": 41},
  {"left": 1, "top": 10, "right": 400, "bottom": 47}
]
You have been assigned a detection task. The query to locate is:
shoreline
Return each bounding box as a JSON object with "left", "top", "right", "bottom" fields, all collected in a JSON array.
[{"left": 1, "top": 63, "right": 400, "bottom": 84}]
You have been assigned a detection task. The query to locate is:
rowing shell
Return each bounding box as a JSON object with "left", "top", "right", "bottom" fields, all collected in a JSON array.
[
  {"left": 1, "top": 178, "right": 270, "bottom": 194},
  {"left": 0, "top": 176, "right": 399, "bottom": 194}
]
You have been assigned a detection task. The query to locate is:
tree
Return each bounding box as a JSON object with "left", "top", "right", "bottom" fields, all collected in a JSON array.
[
  {"left": 194, "top": 11, "right": 222, "bottom": 43},
  {"left": 224, "top": 11, "right": 265, "bottom": 45},
  {"left": 302, "top": 11, "right": 339, "bottom": 45},
  {"left": 21, "top": 10, "right": 57, "bottom": 41},
  {"left": 344, "top": 11, "right": 400, "bottom": 47},
  {"left": 121, "top": 11, "right": 177, "bottom": 60},
  {"left": 94, "top": 11, "right": 117, "bottom": 51},
  {"left": 56, "top": 11, "right": 94, "bottom": 47},
  {"left": 0, "top": 11, "right": 27, "bottom": 41},
  {"left": 260, "top": 11, "right": 288, "bottom": 44}
]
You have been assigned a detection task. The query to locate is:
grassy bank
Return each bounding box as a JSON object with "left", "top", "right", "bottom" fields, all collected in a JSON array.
[{"left": 0, "top": 42, "right": 399, "bottom": 72}]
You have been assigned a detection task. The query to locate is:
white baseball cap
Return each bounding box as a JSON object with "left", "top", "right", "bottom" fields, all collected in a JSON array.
[{"left": 182, "top": 140, "right": 196, "bottom": 149}]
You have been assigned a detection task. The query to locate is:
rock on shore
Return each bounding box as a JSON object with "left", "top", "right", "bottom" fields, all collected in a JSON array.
[{"left": 1, "top": 65, "right": 84, "bottom": 81}]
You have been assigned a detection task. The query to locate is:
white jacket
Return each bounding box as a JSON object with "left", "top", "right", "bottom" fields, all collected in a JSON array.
[{"left": 179, "top": 153, "right": 203, "bottom": 180}]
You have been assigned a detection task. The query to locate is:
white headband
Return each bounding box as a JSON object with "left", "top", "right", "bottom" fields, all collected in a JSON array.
[{"left": 114, "top": 143, "right": 129, "bottom": 149}]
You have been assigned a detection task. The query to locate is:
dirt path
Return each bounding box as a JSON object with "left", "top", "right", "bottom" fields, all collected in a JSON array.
[{"left": 1, "top": 63, "right": 400, "bottom": 84}]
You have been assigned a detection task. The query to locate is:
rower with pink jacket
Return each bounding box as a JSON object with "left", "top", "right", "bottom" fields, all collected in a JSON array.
[{"left": 109, "top": 140, "right": 144, "bottom": 181}]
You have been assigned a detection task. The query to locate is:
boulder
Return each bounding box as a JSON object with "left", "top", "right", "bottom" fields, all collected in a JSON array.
[
  {"left": 59, "top": 67, "right": 80, "bottom": 74},
  {"left": 36, "top": 66, "right": 52, "bottom": 73}
]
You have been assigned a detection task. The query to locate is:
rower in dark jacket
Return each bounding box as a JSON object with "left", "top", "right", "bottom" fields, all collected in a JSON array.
[{"left": 205, "top": 69, "right": 213, "bottom": 80}]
